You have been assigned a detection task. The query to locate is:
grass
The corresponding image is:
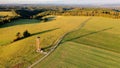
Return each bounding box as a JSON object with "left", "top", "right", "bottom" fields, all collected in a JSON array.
[
  {"left": 35, "top": 42, "right": 120, "bottom": 68},
  {"left": 0, "top": 16, "right": 89, "bottom": 68},
  {"left": 0, "top": 11, "right": 15, "bottom": 16},
  {"left": 0, "top": 19, "right": 40, "bottom": 28},
  {"left": 34, "top": 17, "right": 120, "bottom": 68},
  {"left": 0, "top": 19, "right": 40, "bottom": 46}
]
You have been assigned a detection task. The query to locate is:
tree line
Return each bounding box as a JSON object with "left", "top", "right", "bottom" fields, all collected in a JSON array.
[
  {"left": 0, "top": 16, "right": 20, "bottom": 25},
  {"left": 36, "top": 8, "right": 120, "bottom": 19},
  {"left": 0, "top": 10, "right": 20, "bottom": 26},
  {"left": 1, "top": 7, "right": 120, "bottom": 27},
  {"left": 13, "top": 30, "right": 31, "bottom": 42}
]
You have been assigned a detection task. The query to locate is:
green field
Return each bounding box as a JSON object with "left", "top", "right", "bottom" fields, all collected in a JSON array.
[
  {"left": 34, "top": 17, "right": 120, "bottom": 68},
  {"left": 0, "top": 16, "right": 120, "bottom": 68},
  {"left": 0, "top": 16, "right": 89, "bottom": 68}
]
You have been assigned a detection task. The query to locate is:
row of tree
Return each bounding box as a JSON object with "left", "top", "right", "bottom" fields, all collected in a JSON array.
[
  {"left": 36, "top": 8, "right": 120, "bottom": 19},
  {"left": 0, "top": 16, "right": 20, "bottom": 25},
  {"left": 0, "top": 10, "right": 20, "bottom": 25},
  {"left": 13, "top": 30, "right": 31, "bottom": 42}
]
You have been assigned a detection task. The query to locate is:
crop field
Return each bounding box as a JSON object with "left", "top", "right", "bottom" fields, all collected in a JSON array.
[
  {"left": 0, "top": 16, "right": 89, "bottom": 68},
  {"left": 0, "top": 11, "right": 15, "bottom": 16},
  {"left": 34, "top": 17, "right": 120, "bottom": 68}
]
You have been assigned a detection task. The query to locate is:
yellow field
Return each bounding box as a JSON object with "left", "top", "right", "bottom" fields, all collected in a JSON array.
[
  {"left": 0, "top": 11, "right": 15, "bottom": 16},
  {"left": 0, "top": 16, "right": 89, "bottom": 68},
  {"left": 84, "top": 17, "right": 120, "bottom": 34}
]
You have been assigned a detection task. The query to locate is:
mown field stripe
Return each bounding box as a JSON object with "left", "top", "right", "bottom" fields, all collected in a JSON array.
[{"left": 65, "top": 42, "right": 120, "bottom": 67}]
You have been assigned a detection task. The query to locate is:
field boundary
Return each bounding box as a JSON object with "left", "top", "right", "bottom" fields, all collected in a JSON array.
[{"left": 28, "top": 17, "right": 92, "bottom": 68}]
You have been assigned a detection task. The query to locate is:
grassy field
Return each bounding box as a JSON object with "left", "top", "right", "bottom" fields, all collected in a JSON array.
[
  {"left": 0, "top": 11, "right": 16, "bottom": 16},
  {"left": 0, "top": 16, "right": 89, "bottom": 68},
  {"left": 34, "top": 17, "right": 120, "bottom": 68}
]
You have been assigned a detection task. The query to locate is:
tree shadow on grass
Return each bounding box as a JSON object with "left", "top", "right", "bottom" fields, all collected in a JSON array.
[
  {"left": 46, "top": 16, "right": 55, "bottom": 19},
  {"left": 61, "top": 27, "right": 113, "bottom": 43},
  {"left": 47, "top": 17, "right": 56, "bottom": 21},
  {"left": 13, "top": 28, "right": 59, "bottom": 43},
  {"left": 43, "top": 16, "right": 56, "bottom": 22},
  {"left": 31, "top": 28, "right": 58, "bottom": 36}
]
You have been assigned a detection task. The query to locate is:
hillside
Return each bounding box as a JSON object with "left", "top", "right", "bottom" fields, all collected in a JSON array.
[
  {"left": 34, "top": 17, "right": 120, "bottom": 68},
  {"left": 0, "top": 16, "right": 89, "bottom": 68}
]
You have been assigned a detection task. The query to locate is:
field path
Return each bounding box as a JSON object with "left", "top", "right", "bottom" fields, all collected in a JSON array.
[{"left": 28, "top": 17, "right": 92, "bottom": 68}]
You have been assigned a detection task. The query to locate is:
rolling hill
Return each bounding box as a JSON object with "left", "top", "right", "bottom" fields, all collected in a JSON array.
[{"left": 34, "top": 17, "right": 120, "bottom": 68}]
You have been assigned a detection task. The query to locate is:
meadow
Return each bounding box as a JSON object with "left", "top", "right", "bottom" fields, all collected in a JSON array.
[
  {"left": 0, "top": 16, "right": 89, "bottom": 68},
  {"left": 34, "top": 17, "right": 120, "bottom": 68},
  {"left": 0, "top": 11, "right": 15, "bottom": 16}
]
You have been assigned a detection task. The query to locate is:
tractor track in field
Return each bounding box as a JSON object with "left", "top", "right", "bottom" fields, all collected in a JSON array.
[{"left": 28, "top": 17, "right": 92, "bottom": 68}]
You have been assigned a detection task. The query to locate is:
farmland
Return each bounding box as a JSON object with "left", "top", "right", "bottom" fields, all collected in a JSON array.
[
  {"left": 0, "top": 11, "right": 20, "bottom": 25},
  {"left": 0, "top": 16, "right": 89, "bottom": 68},
  {"left": 34, "top": 17, "right": 120, "bottom": 68},
  {"left": 0, "top": 10, "right": 120, "bottom": 68},
  {"left": 0, "top": 2, "right": 120, "bottom": 68},
  {"left": 0, "top": 11, "right": 16, "bottom": 16}
]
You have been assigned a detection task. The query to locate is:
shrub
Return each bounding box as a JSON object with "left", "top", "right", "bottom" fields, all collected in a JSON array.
[
  {"left": 23, "top": 30, "right": 31, "bottom": 38},
  {"left": 13, "top": 32, "right": 21, "bottom": 42}
]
